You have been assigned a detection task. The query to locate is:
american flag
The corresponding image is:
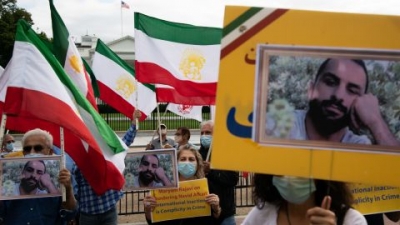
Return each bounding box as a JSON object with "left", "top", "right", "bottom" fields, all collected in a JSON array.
[{"left": 121, "top": 1, "right": 130, "bottom": 9}]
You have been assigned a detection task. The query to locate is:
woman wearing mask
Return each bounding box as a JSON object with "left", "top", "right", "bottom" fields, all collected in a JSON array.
[
  {"left": 143, "top": 145, "right": 221, "bottom": 225},
  {"left": 242, "top": 174, "right": 367, "bottom": 225}
]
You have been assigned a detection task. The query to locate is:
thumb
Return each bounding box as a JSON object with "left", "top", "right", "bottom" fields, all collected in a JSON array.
[{"left": 321, "top": 195, "right": 332, "bottom": 209}]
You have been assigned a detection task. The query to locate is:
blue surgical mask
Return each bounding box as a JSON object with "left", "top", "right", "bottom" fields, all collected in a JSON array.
[
  {"left": 178, "top": 162, "right": 197, "bottom": 178},
  {"left": 200, "top": 135, "right": 212, "bottom": 148},
  {"left": 5, "top": 143, "right": 14, "bottom": 151},
  {"left": 272, "top": 176, "right": 316, "bottom": 204},
  {"left": 25, "top": 153, "right": 45, "bottom": 158}
]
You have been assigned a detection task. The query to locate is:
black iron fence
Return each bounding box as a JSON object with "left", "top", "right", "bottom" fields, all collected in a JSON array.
[
  {"left": 118, "top": 172, "right": 254, "bottom": 215},
  {"left": 98, "top": 99, "right": 211, "bottom": 131}
]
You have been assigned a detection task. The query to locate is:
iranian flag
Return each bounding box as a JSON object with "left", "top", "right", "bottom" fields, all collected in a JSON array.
[
  {"left": 50, "top": 0, "right": 98, "bottom": 109},
  {"left": 156, "top": 84, "right": 215, "bottom": 105},
  {"left": 134, "top": 12, "right": 221, "bottom": 100},
  {"left": 91, "top": 39, "right": 157, "bottom": 120},
  {"left": 2, "top": 20, "right": 127, "bottom": 194},
  {"left": 167, "top": 103, "right": 203, "bottom": 122}
]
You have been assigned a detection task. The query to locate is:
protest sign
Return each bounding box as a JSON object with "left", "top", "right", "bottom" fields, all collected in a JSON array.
[
  {"left": 150, "top": 178, "right": 210, "bottom": 222},
  {"left": 351, "top": 184, "right": 400, "bottom": 214}
]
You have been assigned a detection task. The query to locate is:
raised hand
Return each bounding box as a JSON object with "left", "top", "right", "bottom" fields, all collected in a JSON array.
[{"left": 306, "top": 196, "right": 336, "bottom": 225}]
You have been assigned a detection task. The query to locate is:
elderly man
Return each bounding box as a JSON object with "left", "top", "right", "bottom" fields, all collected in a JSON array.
[
  {"left": 134, "top": 154, "right": 172, "bottom": 188},
  {"left": 1, "top": 134, "right": 15, "bottom": 154},
  {"left": 17, "top": 160, "right": 59, "bottom": 195},
  {"left": 199, "top": 120, "right": 239, "bottom": 225},
  {"left": 0, "top": 128, "right": 76, "bottom": 225}
]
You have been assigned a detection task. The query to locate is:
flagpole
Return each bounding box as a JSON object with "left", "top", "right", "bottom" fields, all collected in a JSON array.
[
  {"left": 0, "top": 114, "right": 7, "bottom": 151},
  {"left": 120, "top": 5, "right": 123, "bottom": 37},
  {"left": 156, "top": 103, "right": 163, "bottom": 148},
  {"left": 60, "top": 127, "right": 67, "bottom": 202},
  {"left": 134, "top": 79, "right": 139, "bottom": 130}
]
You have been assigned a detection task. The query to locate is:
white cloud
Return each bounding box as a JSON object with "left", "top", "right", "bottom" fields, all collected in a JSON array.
[{"left": 17, "top": 0, "right": 400, "bottom": 43}]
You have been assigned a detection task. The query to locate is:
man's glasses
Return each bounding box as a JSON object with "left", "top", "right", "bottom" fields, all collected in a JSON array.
[
  {"left": 6, "top": 140, "right": 15, "bottom": 144},
  {"left": 175, "top": 133, "right": 182, "bottom": 136},
  {"left": 23, "top": 145, "right": 45, "bottom": 152}
]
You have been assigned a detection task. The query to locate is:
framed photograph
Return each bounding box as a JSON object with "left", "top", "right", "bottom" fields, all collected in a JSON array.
[
  {"left": 253, "top": 44, "right": 400, "bottom": 153},
  {"left": 124, "top": 149, "right": 178, "bottom": 191},
  {"left": 0, "top": 156, "right": 62, "bottom": 200}
]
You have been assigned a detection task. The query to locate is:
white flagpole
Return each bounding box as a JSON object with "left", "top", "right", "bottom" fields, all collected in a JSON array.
[
  {"left": 149, "top": 104, "right": 169, "bottom": 142},
  {"left": 60, "top": 127, "right": 67, "bottom": 202},
  {"left": 0, "top": 114, "right": 7, "bottom": 151},
  {"left": 120, "top": 3, "right": 123, "bottom": 37},
  {"left": 156, "top": 103, "right": 162, "bottom": 148},
  {"left": 134, "top": 79, "right": 139, "bottom": 130}
]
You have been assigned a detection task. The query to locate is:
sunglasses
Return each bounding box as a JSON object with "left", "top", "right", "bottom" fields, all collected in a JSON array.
[
  {"left": 23, "top": 145, "right": 45, "bottom": 152},
  {"left": 6, "top": 140, "right": 15, "bottom": 144},
  {"left": 175, "top": 133, "right": 182, "bottom": 136}
]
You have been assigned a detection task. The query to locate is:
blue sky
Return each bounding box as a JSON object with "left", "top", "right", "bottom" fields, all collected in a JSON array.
[{"left": 16, "top": 0, "right": 400, "bottom": 44}]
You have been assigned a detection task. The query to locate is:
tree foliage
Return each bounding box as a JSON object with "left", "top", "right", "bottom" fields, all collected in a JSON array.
[{"left": 0, "top": 0, "right": 50, "bottom": 67}]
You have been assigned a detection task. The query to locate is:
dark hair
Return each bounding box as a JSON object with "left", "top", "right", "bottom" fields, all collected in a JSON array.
[
  {"left": 253, "top": 174, "right": 354, "bottom": 215},
  {"left": 177, "top": 127, "right": 191, "bottom": 140},
  {"left": 315, "top": 59, "right": 369, "bottom": 93},
  {"left": 140, "top": 154, "right": 159, "bottom": 166},
  {"left": 23, "top": 160, "right": 46, "bottom": 173}
]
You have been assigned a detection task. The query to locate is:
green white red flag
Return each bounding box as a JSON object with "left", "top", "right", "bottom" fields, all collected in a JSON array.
[
  {"left": 167, "top": 103, "right": 203, "bottom": 122},
  {"left": 91, "top": 39, "right": 157, "bottom": 120},
  {"left": 50, "top": 0, "right": 98, "bottom": 110},
  {"left": 134, "top": 12, "right": 221, "bottom": 104},
  {"left": 1, "top": 20, "right": 127, "bottom": 195}
]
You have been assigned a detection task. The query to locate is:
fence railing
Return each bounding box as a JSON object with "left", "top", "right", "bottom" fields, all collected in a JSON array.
[
  {"left": 118, "top": 172, "right": 254, "bottom": 215},
  {"left": 98, "top": 100, "right": 211, "bottom": 131}
]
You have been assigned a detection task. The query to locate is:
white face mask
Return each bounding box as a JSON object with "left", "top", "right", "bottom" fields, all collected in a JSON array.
[{"left": 25, "top": 153, "right": 45, "bottom": 158}]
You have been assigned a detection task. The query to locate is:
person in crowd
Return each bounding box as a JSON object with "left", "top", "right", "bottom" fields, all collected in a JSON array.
[
  {"left": 16, "top": 160, "right": 59, "bottom": 195},
  {"left": 174, "top": 126, "right": 198, "bottom": 150},
  {"left": 146, "top": 124, "right": 175, "bottom": 150},
  {"left": 242, "top": 174, "right": 367, "bottom": 225},
  {"left": 143, "top": 145, "right": 221, "bottom": 225},
  {"left": 74, "top": 110, "right": 141, "bottom": 225},
  {"left": 0, "top": 128, "right": 77, "bottom": 225},
  {"left": 134, "top": 154, "right": 172, "bottom": 188},
  {"left": 1, "top": 134, "right": 15, "bottom": 157},
  {"left": 199, "top": 120, "right": 239, "bottom": 225}
]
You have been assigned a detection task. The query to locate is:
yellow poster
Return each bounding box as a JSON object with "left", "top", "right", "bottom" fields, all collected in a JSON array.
[
  {"left": 213, "top": 6, "right": 400, "bottom": 188},
  {"left": 150, "top": 178, "right": 211, "bottom": 222},
  {"left": 351, "top": 184, "right": 400, "bottom": 214}
]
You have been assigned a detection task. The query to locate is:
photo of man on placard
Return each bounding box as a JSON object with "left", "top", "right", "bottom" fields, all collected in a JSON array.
[
  {"left": 1, "top": 158, "right": 61, "bottom": 199},
  {"left": 124, "top": 149, "right": 178, "bottom": 190},
  {"left": 263, "top": 53, "right": 400, "bottom": 151}
]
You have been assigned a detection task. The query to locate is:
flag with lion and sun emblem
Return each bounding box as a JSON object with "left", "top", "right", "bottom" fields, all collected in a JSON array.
[
  {"left": 134, "top": 12, "right": 221, "bottom": 103},
  {"left": 49, "top": 0, "right": 98, "bottom": 110},
  {"left": 91, "top": 39, "right": 157, "bottom": 120}
]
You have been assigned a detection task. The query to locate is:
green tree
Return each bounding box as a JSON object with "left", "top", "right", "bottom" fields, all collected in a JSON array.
[{"left": 0, "top": 0, "right": 49, "bottom": 67}]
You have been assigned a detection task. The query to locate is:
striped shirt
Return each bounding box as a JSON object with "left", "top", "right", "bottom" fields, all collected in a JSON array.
[{"left": 73, "top": 123, "right": 137, "bottom": 214}]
